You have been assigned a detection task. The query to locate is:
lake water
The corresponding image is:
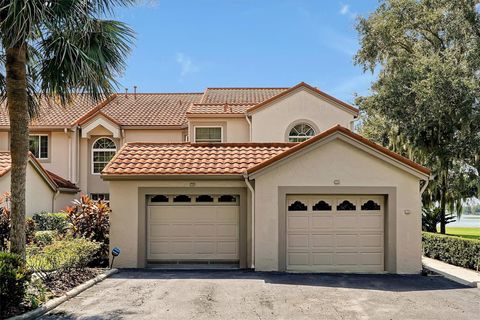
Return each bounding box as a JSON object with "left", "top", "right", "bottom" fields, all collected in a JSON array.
[{"left": 447, "top": 215, "right": 480, "bottom": 228}]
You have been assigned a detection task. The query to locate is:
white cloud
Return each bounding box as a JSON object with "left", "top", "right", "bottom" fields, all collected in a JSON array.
[
  {"left": 340, "top": 4, "right": 350, "bottom": 15},
  {"left": 339, "top": 3, "right": 356, "bottom": 19},
  {"left": 176, "top": 53, "right": 199, "bottom": 78}
]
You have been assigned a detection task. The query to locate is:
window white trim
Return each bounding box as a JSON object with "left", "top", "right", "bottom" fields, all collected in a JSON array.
[
  {"left": 285, "top": 120, "right": 318, "bottom": 143},
  {"left": 193, "top": 126, "right": 223, "bottom": 143},
  {"left": 91, "top": 137, "right": 117, "bottom": 175},
  {"left": 29, "top": 134, "right": 49, "bottom": 160}
]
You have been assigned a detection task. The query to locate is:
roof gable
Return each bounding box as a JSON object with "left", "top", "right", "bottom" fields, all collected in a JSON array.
[
  {"left": 246, "top": 125, "right": 430, "bottom": 178},
  {"left": 246, "top": 82, "right": 359, "bottom": 116},
  {"left": 0, "top": 152, "right": 78, "bottom": 191}
]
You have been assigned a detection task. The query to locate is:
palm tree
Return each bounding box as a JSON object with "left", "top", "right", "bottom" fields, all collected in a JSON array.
[{"left": 0, "top": 0, "right": 134, "bottom": 259}]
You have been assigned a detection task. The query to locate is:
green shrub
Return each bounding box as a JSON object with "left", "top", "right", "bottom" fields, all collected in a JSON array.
[
  {"left": 27, "top": 238, "right": 101, "bottom": 275},
  {"left": 422, "top": 232, "right": 480, "bottom": 270},
  {"left": 34, "top": 230, "right": 58, "bottom": 247},
  {"left": 64, "top": 195, "right": 110, "bottom": 262},
  {"left": 32, "top": 212, "right": 68, "bottom": 233},
  {"left": 0, "top": 252, "right": 30, "bottom": 318},
  {"left": 1, "top": 209, "right": 36, "bottom": 250}
]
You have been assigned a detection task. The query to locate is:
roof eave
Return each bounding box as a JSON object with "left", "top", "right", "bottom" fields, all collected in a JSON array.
[{"left": 101, "top": 173, "right": 245, "bottom": 181}]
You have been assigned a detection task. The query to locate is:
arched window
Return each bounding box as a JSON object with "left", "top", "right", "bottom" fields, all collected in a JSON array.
[
  {"left": 288, "top": 123, "right": 316, "bottom": 142},
  {"left": 92, "top": 138, "right": 116, "bottom": 174}
]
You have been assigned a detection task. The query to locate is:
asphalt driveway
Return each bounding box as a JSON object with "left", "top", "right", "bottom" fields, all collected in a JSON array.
[{"left": 41, "top": 270, "right": 479, "bottom": 320}]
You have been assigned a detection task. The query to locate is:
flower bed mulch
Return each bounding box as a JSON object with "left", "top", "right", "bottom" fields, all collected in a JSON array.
[
  {"left": 42, "top": 268, "right": 104, "bottom": 297},
  {"left": 4, "top": 268, "right": 104, "bottom": 319}
]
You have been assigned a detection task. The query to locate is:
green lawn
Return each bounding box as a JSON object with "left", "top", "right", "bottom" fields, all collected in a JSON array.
[{"left": 442, "top": 227, "right": 480, "bottom": 240}]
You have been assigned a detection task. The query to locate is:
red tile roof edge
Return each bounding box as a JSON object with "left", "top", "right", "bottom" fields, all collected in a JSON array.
[
  {"left": 246, "top": 125, "right": 431, "bottom": 176},
  {"left": 246, "top": 82, "right": 359, "bottom": 115},
  {"left": 46, "top": 170, "right": 79, "bottom": 191}
]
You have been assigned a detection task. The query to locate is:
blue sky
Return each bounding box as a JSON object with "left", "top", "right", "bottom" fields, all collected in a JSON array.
[{"left": 115, "top": 0, "right": 379, "bottom": 103}]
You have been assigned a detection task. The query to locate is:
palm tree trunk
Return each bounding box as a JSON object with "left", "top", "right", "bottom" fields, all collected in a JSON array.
[{"left": 5, "top": 45, "right": 29, "bottom": 259}]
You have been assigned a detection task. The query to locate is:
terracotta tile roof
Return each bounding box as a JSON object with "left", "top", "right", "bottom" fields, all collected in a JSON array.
[
  {"left": 200, "top": 88, "right": 289, "bottom": 104},
  {"left": 247, "top": 82, "right": 359, "bottom": 115},
  {"left": 46, "top": 170, "right": 79, "bottom": 191},
  {"left": 186, "top": 103, "right": 255, "bottom": 116},
  {"left": 0, "top": 152, "right": 78, "bottom": 190},
  {"left": 102, "top": 142, "right": 295, "bottom": 176},
  {"left": 0, "top": 95, "right": 101, "bottom": 127},
  {"left": 95, "top": 93, "right": 203, "bottom": 126},
  {"left": 246, "top": 125, "right": 430, "bottom": 176},
  {"left": 0, "top": 152, "right": 11, "bottom": 177}
]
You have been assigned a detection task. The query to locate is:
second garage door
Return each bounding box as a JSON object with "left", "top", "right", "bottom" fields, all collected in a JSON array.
[
  {"left": 286, "top": 195, "right": 384, "bottom": 272},
  {"left": 147, "top": 194, "right": 239, "bottom": 263}
]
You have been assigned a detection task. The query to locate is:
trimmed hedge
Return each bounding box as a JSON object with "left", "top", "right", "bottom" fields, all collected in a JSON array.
[{"left": 422, "top": 232, "right": 480, "bottom": 270}]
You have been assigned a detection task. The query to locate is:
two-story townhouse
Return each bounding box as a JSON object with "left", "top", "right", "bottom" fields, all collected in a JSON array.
[{"left": 0, "top": 82, "right": 430, "bottom": 274}]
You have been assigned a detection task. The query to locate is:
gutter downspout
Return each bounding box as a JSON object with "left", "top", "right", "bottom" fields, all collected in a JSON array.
[
  {"left": 65, "top": 128, "right": 72, "bottom": 181},
  {"left": 52, "top": 189, "right": 60, "bottom": 212},
  {"left": 420, "top": 175, "right": 433, "bottom": 195},
  {"left": 244, "top": 175, "right": 255, "bottom": 269},
  {"left": 244, "top": 113, "right": 252, "bottom": 141}
]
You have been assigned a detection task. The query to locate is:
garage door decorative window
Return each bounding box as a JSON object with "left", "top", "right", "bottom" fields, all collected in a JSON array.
[
  {"left": 361, "top": 200, "right": 381, "bottom": 211},
  {"left": 218, "top": 195, "right": 236, "bottom": 202},
  {"left": 92, "top": 137, "right": 116, "bottom": 174},
  {"left": 173, "top": 195, "right": 191, "bottom": 202},
  {"left": 337, "top": 200, "right": 356, "bottom": 211},
  {"left": 151, "top": 195, "right": 169, "bottom": 203},
  {"left": 288, "top": 123, "right": 316, "bottom": 142},
  {"left": 196, "top": 195, "right": 214, "bottom": 202},
  {"left": 313, "top": 200, "right": 332, "bottom": 211},
  {"left": 288, "top": 201, "right": 308, "bottom": 211}
]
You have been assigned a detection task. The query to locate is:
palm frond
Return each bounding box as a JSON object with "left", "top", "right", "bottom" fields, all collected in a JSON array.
[
  {"left": 39, "top": 18, "right": 135, "bottom": 104},
  {"left": 0, "top": 0, "right": 47, "bottom": 47}
]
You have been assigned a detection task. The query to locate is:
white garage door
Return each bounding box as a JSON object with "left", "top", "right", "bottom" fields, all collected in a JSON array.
[
  {"left": 147, "top": 194, "right": 239, "bottom": 262},
  {"left": 286, "top": 195, "right": 384, "bottom": 272}
]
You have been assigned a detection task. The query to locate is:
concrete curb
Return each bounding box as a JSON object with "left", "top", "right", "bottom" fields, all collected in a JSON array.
[
  {"left": 422, "top": 257, "right": 480, "bottom": 288},
  {"left": 8, "top": 268, "right": 119, "bottom": 320}
]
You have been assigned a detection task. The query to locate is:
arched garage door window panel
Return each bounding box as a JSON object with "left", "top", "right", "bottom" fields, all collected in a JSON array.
[
  {"left": 92, "top": 137, "right": 116, "bottom": 174},
  {"left": 151, "top": 195, "right": 169, "bottom": 203},
  {"left": 313, "top": 200, "right": 332, "bottom": 211},
  {"left": 196, "top": 195, "right": 214, "bottom": 202},
  {"left": 361, "top": 200, "right": 381, "bottom": 211},
  {"left": 173, "top": 195, "right": 191, "bottom": 203},
  {"left": 337, "top": 200, "right": 356, "bottom": 211},
  {"left": 288, "top": 200, "right": 308, "bottom": 211},
  {"left": 288, "top": 123, "right": 316, "bottom": 142},
  {"left": 218, "top": 195, "right": 236, "bottom": 203}
]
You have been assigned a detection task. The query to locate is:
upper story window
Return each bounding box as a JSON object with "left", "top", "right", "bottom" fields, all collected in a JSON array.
[
  {"left": 194, "top": 127, "right": 222, "bottom": 143},
  {"left": 92, "top": 137, "right": 116, "bottom": 174},
  {"left": 29, "top": 134, "right": 48, "bottom": 159},
  {"left": 288, "top": 123, "right": 316, "bottom": 142}
]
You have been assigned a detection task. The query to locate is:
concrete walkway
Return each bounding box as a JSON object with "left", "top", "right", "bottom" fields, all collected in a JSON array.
[{"left": 423, "top": 256, "right": 480, "bottom": 288}]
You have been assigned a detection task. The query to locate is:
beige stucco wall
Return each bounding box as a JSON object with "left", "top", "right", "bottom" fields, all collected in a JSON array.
[
  {"left": 0, "top": 132, "right": 9, "bottom": 150},
  {"left": 188, "top": 118, "right": 249, "bottom": 142},
  {"left": 0, "top": 165, "right": 57, "bottom": 216},
  {"left": 251, "top": 88, "right": 356, "bottom": 142},
  {"left": 108, "top": 179, "right": 246, "bottom": 268},
  {"left": 124, "top": 129, "right": 184, "bottom": 143},
  {"left": 253, "top": 138, "right": 422, "bottom": 274},
  {"left": 38, "top": 131, "right": 71, "bottom": 179},
  {"left": 53, "top": 192, "right": 78, "bottom": 212}
]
